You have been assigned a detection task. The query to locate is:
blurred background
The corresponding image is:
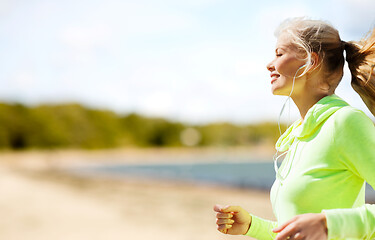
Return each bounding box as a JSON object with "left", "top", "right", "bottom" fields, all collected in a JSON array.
[{"left": 0, "top": 0, "right": 374, "bottom": 239}]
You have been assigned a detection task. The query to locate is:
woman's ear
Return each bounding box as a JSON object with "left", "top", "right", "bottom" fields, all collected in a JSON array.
[{"left": 309, "top": 52, "right": 321, "bottom": 71}]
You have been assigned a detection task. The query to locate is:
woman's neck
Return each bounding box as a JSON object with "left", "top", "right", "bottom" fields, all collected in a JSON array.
[
  {"left": 292, "top": 93, "right": 329, "bottom": 121},
  {"left": 291, "top": 71, "right": 335, "bottom": 121}
]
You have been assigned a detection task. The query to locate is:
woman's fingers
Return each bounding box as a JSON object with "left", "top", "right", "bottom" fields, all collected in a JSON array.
[
  {"left": 214, "top": 204, "right": 237, "bottom": 220},
  {"left": 214, "top": 204, "right": 236, "bottom": 235},
  {"left": 274, "top": 222, "right": 299, "bottom": 240},
  {"left": 214, "top": 204, "right": 242, "bottom": 213},
  {"left": 273, "top": 216, "right": 297, "bottom": 233},
  {"left": 214, "top": 204, "right": 252, "bottom": 236},
  {"left": 213, "top": 204, "right": 223, "bottom": 212},
  {"left": 217, "top": 223, "right": 233, "bottom": 234},
  {"left": 290, "top": 232, "right": 303, "bottom": 240},
  {"left": 216, "top": 218, "right": 235, "bottom": 225},
  {"left": 217, "top": 223, "right": 233, "bottom": 229},
  {"left": 216, "top": 212, "right": 233, "bottom": 219},
  {"left": 221, "top": 205, "right": 242, "bottom": 213}
]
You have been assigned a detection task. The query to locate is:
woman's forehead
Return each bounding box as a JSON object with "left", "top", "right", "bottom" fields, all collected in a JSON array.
[
  {"left": 276, "top": 33, "right": 292, "bottom": 48},
  {"left": 275, "top": 33, "right": 303, "bottom": 54}
]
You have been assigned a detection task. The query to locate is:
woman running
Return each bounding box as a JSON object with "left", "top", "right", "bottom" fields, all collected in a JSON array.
[{"left": 214, "top": 17, "right": 375, "bottom": 240}]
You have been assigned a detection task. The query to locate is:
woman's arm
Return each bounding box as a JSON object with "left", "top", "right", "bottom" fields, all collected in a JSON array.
[
  {"left": 323, "top": 204, "right": 375, "bottom": 239},
  {"left": 323, "top": 109, "right": 375, "bottom": 239}
]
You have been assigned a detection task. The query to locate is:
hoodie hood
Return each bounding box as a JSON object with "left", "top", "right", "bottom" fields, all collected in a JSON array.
[{"left": 276, "top": 94, "right": 349, "bottom": 152}]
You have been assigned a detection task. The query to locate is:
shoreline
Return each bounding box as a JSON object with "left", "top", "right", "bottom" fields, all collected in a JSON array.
[
  {"left": 0, "top": 146, "right": 275, "bottom": 171},
  {"left": 0, "top": 147, "right": 275, "bottom": 240}
]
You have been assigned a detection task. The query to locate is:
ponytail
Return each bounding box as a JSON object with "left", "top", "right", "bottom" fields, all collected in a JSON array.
[{"left": 344, "top": 28, "right": 375, "bottom": 117}]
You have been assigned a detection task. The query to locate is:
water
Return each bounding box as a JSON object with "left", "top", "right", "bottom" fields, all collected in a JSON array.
[
  {"left": 74, "top": 161, "right": 275, "bottom": 189},
  {"left": 72, "top": 161, "right": 375, "bottom": 202}
]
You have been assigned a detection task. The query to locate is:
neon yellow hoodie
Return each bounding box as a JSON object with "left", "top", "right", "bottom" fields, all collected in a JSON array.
[{"left": 245, "top": 94, "right": 375, "bottom": 240}]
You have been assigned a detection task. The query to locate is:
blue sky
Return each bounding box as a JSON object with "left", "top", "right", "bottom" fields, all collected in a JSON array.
[{"left": 1, "top": 0, "right": 374, "bottom": 123}]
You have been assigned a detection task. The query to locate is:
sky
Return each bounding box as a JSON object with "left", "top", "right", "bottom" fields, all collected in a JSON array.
[{"left": 1, "top": 0, "right": 375, "bottom": 124}]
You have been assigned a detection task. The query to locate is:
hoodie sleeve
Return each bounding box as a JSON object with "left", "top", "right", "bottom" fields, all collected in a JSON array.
[
  {"left": 323, "top": 108, "right": 375, "bottom": 239},
  {"left": 244, "top": 214, "right": 278, "bottom": 240}
]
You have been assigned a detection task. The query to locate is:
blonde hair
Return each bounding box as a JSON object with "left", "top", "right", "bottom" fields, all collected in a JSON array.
[
  {"left": 275, "top": 17, "right": 375, "bottom": 117},
  {"left": 344, "top": 30, "right": 375, "bottom": 116}
]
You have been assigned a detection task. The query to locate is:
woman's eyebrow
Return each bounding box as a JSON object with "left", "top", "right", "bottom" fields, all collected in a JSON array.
[{"left": 275, "top": 47, "right": 287, "bottom": 53}]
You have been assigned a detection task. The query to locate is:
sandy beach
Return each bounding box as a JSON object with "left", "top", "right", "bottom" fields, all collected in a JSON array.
[{"left": 0, "top": 147, "right": 275, "bottom": 240}]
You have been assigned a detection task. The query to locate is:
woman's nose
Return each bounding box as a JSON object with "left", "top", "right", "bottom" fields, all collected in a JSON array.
[{"left": 266, "top": 61, "right": 274, "bottom": 72}]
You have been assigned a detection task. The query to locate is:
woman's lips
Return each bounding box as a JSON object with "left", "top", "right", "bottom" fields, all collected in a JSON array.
[{"left": 270, "top": 73, "right": 280, "bottom": 84}]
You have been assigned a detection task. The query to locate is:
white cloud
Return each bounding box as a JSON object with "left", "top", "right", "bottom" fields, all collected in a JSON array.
[
  {"left": 0, "top": 0, "right": 17, "bottom": 19},
  {"left": 59, "top": 24, "right": 113, "bottom": 65},
  {"left": 234, "top": 59, "right": 267, "bottom": 77},
  {"left": 303, "top": 0, "right": 375, "bottom": 39},
  {"left": 253, "top": 3, "right": 310, "bottom": 39},
  {"left": 13, "top": 72, "right": 35, "bottom": 87},
  {"left": 60, "top": 24, "right": 112, "bottom": 50},
  {"left": 77, "top": 1, "right": 199, "bottom": 36},
  {"left": 161, "top": 0, "right": 220, "bottom": 7},
  {"left": 121, "top": 9, "right": 196, "bottom": 35},
  {"left": 138, "top": 91, "right": 175, "bottom": 117},
  {"left": 340, "top": 0, "right": 375, "bottom": 6}
]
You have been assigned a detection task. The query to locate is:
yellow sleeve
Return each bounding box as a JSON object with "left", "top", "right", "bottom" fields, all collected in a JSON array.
[
  {"left": 324, "top": 109, "right": 375, "bottom": 239},
  {"left": 244, "top": 214, "right": 278, "bottom": 240}
]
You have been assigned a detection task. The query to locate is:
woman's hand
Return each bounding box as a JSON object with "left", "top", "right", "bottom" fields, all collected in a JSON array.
[
  {"left": 273, "top": 213, "right": 328, "bottom": 240},
  {"left": 213, "top": 204, "right": 252, "bottom": 235}
]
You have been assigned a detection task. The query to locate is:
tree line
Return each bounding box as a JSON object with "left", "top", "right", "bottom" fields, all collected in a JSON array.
[{"left": 0, "top": 102, "right": 285, "bottom": 150}]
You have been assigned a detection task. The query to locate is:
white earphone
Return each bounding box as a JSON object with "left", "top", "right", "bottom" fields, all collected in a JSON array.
[
  {"left": 268, "top": 62, "right": 310, "bottom": 238},
  {"left": 298, "top": 63, "right": 307, "bottom": 72},
  {"left": 273, "top": 62, "right": 308, "bottom": 181}
]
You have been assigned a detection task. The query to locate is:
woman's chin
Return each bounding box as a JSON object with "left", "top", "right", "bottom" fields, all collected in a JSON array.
[
  {"left": 271, "top": 86, "right": 282, "bottom": 95},
  {"left": 271, "top": 88, "right": 289, "bottom": 96}
]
